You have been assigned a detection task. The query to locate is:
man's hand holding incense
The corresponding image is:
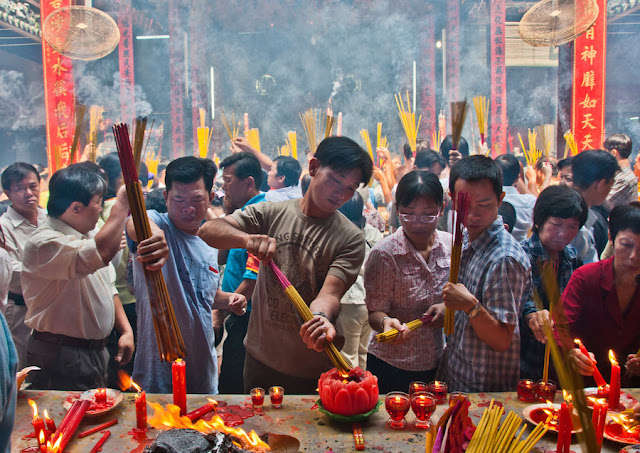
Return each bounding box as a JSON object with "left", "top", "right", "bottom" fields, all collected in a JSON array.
[
  {"left": 626, "top": 354, "right": 640, "bottom": 376},
  {"left": 245, "top": 234, "right": 276, "bottom": 262},
  {"left": 568, "top": 347, "right": 597, "bottom": 376},
  {"left": 230, "top": 137, "right": 258, "bottom": 155},
  {"left": 442, "top": 282, "right": 477, "bottom": 313},
  {"left": 136, "top": 223, "right": 169, "bottom": 271},
  {"left": 525, "top": 309, "right": 552, "bottom": 344},
  {"left": 300, "top": 315, "right": 336, "bottom": 352}
]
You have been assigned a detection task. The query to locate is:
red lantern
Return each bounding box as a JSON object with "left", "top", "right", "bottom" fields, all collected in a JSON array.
[{"left": 318, "top": 367, "right": 379, "bottom": 416}]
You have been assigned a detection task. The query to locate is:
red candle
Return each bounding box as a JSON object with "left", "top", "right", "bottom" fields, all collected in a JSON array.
[
  {"left": 427, "top": 381, "right": 448, "bottom": 404},
  {"left": 94, "top": 388, "right": 107, "bottom": 404},
  {"left": 556, "top": 401, "right": 571, "bottom": 453},
  {"left": 269, "top": 386, "right": 284, "bottom": 408},
  {"left": 608, "top": 349, "right": 621, "bottom": 410},
  {"left": 172, "top": 358, "right": 187, "bottom": 415},
  {"left": 591, "top": 398, "right": 608, "bottom": 447},
  {"left": 43, "top": 409, "right": 56, "bottom": 433},
  {"left": 51, "top": 399, "right": 90, "bottom": 453},
  {"left": 38, "top": 431, "right": 47, "bottom": 452},
  {"left": 135, "top": 391, "right": 147, "bottom": 429},
  {"left": 186, "top": 400, "right": 217, "bottom": 422},
  {"left": 29, "top": 400, "right": 46, "bottom": 443},
  {"left": 517, "top": 379, "right": 537, "bottom": 402},
  {"left": 574, "top": 339, "right": 607, "bottom": 387}
]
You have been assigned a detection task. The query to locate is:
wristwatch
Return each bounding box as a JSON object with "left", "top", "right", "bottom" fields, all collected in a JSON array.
[{"left": 467, "top": 300, "right": 481, "bottom": 319}]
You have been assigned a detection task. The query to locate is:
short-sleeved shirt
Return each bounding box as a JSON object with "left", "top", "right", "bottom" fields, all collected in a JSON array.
[
  {"left": 439, "top": 217, "right": 531, "bottom": 392},
  {"left": 604, "top": 166, "right": 639, "bottom": 212},
  {"left": 221, "top": 193, "right": 266, "bottom": 305},
  {"left": 365, "top": 228, "right": 452, "bottom": 371},
  {"left": 130, "top": 211, "right": 221, "bottom": 394},
  {"left": 502, "top": 186, "right": 537, "bottom": 242},
  {"left": 562, "top": 257, "right": 640, "bottom": 387},
  {"left": 230, "top": 199, "right": 364, "bottom": 379},
  {"left": 22, "top": 217, "right": 115, "bottom": 339},
  {"left": 264, "top": 185, "right": 302, "bottom": 203}
]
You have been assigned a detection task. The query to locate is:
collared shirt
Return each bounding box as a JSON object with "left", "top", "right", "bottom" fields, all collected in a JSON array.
[
  {"left": 0, "top": 206, "right": 47, "bottom": 295},
  {"left": 519, "top": 233, "right": 582, "bottom": 380},
  {"left": 440, "top": 217, "right": 531, "bottom": 392},
  {"left": 365, "top": 228, "right": 451, "bottom": 371},
  {"left": 604, "top": 166, "right": 639, "bottom": 212},
  {"left": 264, "top": 185, "right": 302, "bottom": 203},
  {"left": 502, "top": 186, "right": 537, "bottom": 242},
  {"left": 22, "top": 217, "right": 115, "bottom": 340},
  {"left": 562, "top": 257, "right": 640, "bottom": 387},
  {"left": 570, "top": 209, "right": 599, "bottom": 264}
]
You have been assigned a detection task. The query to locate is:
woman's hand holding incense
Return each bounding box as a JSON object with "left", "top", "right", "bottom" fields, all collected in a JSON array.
[
  {"left": 525, "top": 309, "right": 552, "bottom": 344},
  {"left": 568, "top": 347, "right": 597, "bottom": 376},
  {"left": 136, "top": 223, "right": 169, "bottom": 271},
  {"left": 384, "top": 317, "right": 410, "bottom": 344},
  {"left": 245, "top": 234, "right": 276, "bottom": 262},
  {"left": 300, "top": 315, "right": 336, "bottom": 352},
  {"left": 423, "top": 303, "right": 446, "bottom": 328},
  {"left": 226, "top": 293, "right": 247, "bottom": 316},
  {"left": 625, "top": 354, "right": 640, "bottom": 376}
]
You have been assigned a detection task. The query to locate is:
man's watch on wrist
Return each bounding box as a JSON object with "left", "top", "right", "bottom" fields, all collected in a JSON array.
[
  {"left": 312, "top": 312, "right": 330, "bottom": 321},
  {"left": 467, "top": 300, "right": 481, "bottom": 319}
]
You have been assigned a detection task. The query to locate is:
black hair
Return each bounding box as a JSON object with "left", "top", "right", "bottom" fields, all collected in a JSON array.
[
  {"left": 47, "top": 163, "right": 108, "bottom": 218},
  {"left": 145, "top": 188, "right": 167, "bottom": 213},
  {"left": 338, "top": 191, "right": 365, "bottom": 230},
  {"left": 516, "top": 155, "right": 527, "bottom": 170},
  {"left": 557, "top": 157, "right": 572, "bottom": 171},
  {"left": 260, "top": 169, "right": 270, "bottom": 192},
  {"left": 609, "top": 202, "right": 640, "bottom": 242},
  {"left": 449, "top": 155, "right": 503, "bottom": 200},
  {"left": 532, "top": 185, "right": 588, "bottom": 233},
  {"left": 499, "top": 201, "right": 517, "bottom": 234},
  {"left": 495, "top": 154, "right": 521, "bottom": 186},
  {"left": 98, "top": 153, "right": 122, "bottom": 199},
  {"left": 300, "top": 174, "right": 311, "bottom": 195},
  {"left": 219, "top": 152, "right": 262, "bottom": 190},
  {"left": 440, "top": 135, "right": 469, "bottom": 164},
  {"left": 166, "top": 156, "right": 217, "bottom": 193},
  {"left": 314, "top": 136, "right": 373, "bottom": 185},
  {"left": 571, "top": 149, "right": 620, "bottom": 190},
  {"left": 396, "top": 170, "right": 444, "bottom": 208},
  {"left": 1, "top": 162, "right": 40, "bottom": 192},
  {"left": 403, "top": 138, "right": 431, "bottom": 159},
  {"left": 603, "top": 133, "right": 633, "bottom": 159},
  {"left": 415, "top": 149, "right": 447, "bottom": 172},
  {"left": 274, "top": 156, "right": 302, "bottom": 186},
  {"left": 535, "top": 156, "right": 559, "bottom": 177}
]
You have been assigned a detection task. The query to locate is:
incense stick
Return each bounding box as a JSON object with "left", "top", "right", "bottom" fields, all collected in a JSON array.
[
  {"left": 220, "top": 110, "right": 239, "bottom": 141},
  {"left": 69, "top": 103, "right": 87, "bottom": 166},
  {"left": 450, "top": 100, "right": 468, "bottom": 152},
  {"left": 444, "top": 191, "right": 470, "bottom": 335},
  {"left": 300, "top": 108, "right": 321, "bottom": 155},
  {"left": 395, "top": 91, "right": 421, "bottom": 155},
  {"left": 473, "top": 96, "right": 489, "bottom": 145}
]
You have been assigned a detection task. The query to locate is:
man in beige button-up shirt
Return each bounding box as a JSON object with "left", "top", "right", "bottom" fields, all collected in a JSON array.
[
  {"left": 0, "top": 163, "right": 47, "bottom": 370},
  {"left": 22, "top": 163, "right": 168, "bottom": 390}
]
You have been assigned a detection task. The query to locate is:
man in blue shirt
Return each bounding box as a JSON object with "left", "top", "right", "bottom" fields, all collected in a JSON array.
[{"left": 218, "top": 152, "right": 265, "bottom": 393}]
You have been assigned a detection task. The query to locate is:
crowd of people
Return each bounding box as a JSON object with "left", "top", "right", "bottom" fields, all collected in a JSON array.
[{"left": 1, "top": 132, "right": 640, "bottom": 451}]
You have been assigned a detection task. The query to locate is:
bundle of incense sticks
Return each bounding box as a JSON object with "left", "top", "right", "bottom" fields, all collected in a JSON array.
[
  {"left": 374, "top": 314, "right": 433, "bottom": 343},
  {"left": 473, "top": 96, "right": 489, "bottom": 145},
  {"left": 395, "top": 91, "right": 421, "bottom": 156},
  {"left": 324, "top": 111, "right": 335, "bottom": 138},
  {"left": 535, "top": 124, "right": 554, "bottom": 157},
  {"left": 132, "top": 117, "right": 148, "bottom": 172},
  {"left": 376, "top": 123, "right": 388, "bottom": 167},
  {"left": 113, "top": 123, "right": 186, "bottom": 363},
  {"left": 245, "top": 128, "right": 261, "bottom": 153},
  {"left": 279, "top": 143, "right": 291, "bottom": 157},
  {"left": 450, "top": 100, "right": 468, "bottom": 153},
  {"left": 466, "top": 400, "right": 549, "bottom": 453},
  {"left": 87, "top": 105, "right": 104, "bottom": 163},
  {"left": 69, "top": 103, "right": 87, "bottom": 165},
  {"left": 145, "top": 150, "right": 160, "bottom": 190},
  {"left": 444, "top": 191, "right": 471, "bottom": 335},
  {"left": 519, "top": 129, "right": 541, "bottom": 167},
  {"left": 196, "top": 108, "right": 213, "bottom": 159},
  {"left": 563, "top": 130, "right": 578, "bottom": 158},
  {"left": 539, "top": 261, "right": 557, "bottom": 385},
  {"left": 359, "top": 129, "right": 374, "bottom": 163},
  {"left": 300, "top": 108, "right": 321, "bottom": 154},
  {"left": 267, "top": 260, "right": 351, "bottom": 375},
  {"left": 288, "top": 131, "right": 297, "bottom": 160},
  {"left": 432, "top": 130, "right": 441, "bottom": 153},
  {"left": 220, "top": 110, "right": 239, "bottom": 141}
]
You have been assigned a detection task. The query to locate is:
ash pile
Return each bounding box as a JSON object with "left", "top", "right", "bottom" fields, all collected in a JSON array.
[{"left": 144, "top": 429, "right": 256, "bottom": 453}]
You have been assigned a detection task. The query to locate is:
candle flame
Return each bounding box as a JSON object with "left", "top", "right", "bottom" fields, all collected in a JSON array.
[
  {"left": 562, "top": 390, "right": 572, "bottom": 403},
  {"left": 174, "top": 358, "right": 184, "bottom": 364},
  {"left": 573, "top": 338, "right": 583, "bottom": 347},
  {"left": 43, "top": 409, "right": 50, "bottom": 420},
  {"left": 130, "top": 379, "right": 142, "bottom": 393},
  {"left": 28, "top": 399, "right": 38, "bottom": 417},
  {"left": 609, "top": 349, "right": 618, "bottom": 365},
  {"left": 39, "top": 429, "right": 45, "bottom": 444}
]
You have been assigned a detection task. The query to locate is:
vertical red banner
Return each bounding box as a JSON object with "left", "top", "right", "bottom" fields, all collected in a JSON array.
[
  {"left": 419, "top": 13, "right": 436, "bottom": 136},
  {"left": 118, "top": 0, "right": 135, "bottom": 125},
  {"left": 189, "top": 0, "right": 208, "bottom": 155},
  {"left": 168, "top": 0, "right": 186, "bottom": 158},
  {"left": 40, "top": 0, "right": 76, "bottom": 174},
  {"left": 572, "top": 0, "right": 607, "bottom": 152},
  {"left": 490, "top": 0, "right": 507, "bottom": 156},
  {"left": 446, "top": 0, "right": 460, "bottom": 102}
]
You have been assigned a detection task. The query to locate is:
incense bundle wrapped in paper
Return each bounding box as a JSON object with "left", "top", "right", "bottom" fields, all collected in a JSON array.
[
  {"left": 395, "top": 91, "right": 421, "bottom": 156},
  {"left": 113, "top": 123, "right": 186, "bottom": 363},
  {"left": 196, "top": 108, "right": 213, "bottom": 159},
  {"left": 444, "top": 191, "right": 470, "bottom": 336}
]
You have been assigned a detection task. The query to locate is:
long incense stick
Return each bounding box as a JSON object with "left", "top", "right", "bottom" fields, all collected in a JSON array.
[
  {"left": 444, "top": 191, "right": 470, "bottom": 335},
  {"left": 69, "top": 103, "right": 87, "bottom": 166},
  {"left": 300, "top": 108, "right": 321, "bottom": 155},
  {"left": 395, "top": 91, "right": 421, "bottom": 156},
  {"left": 473, "top": 96, "right": 489, "bottom": 145},
  {"left": 450, "top": 100, "right": 468, "bottom": 152},
  {"left": 220, "top": 110, "right": 239, "bottom": 141}
]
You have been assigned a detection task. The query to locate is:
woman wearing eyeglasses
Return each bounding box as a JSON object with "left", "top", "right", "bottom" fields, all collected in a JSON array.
[{"left": 364, "top": 171, "right": 452, "bottom": 393}]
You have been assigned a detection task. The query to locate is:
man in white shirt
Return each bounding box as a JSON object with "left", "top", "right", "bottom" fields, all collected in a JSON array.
[
  {"left": 265, "top": 156, "right": 303, "bottom": 202},
  {"left": 0, "top": 163, "right": 47, "bottom": 369},
  {"left": 495, "top": 154, "right": 537, "bottom": 242},
  {"left": 22, "top": 163, "right": 167, "bottom": 390}
]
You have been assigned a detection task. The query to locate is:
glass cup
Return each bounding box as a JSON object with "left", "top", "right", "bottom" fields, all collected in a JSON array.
[
  {"left": 428, "top": 381, "right": 448, "bottom": 405},
  {"left": 411, "top": 391, "right": 436, "bottom": 429},
  {"left": 536, "top": 379, "right": 557, "bottom": 403},
  {"left": 409, "top": 381, "right": 429, "bottom": 397},
  {"left": 517, "top": 379, "right": 537, "bottom": 402},
  {"left": 449, "top": 392, "right": 469, "bottom": 406},
  {"left": 250, "top": 387, "right": 265, "bottom": 412},
  {"left": 269, "top": 386, "right": 284, "bottom": 408},
  {"left": 385, "top": 392, "right": 410, "bottom": 429}
]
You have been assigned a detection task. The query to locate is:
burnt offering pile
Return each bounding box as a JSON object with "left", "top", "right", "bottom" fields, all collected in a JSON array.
[{"left": 144, "top": 428, "right": 257, "bottom": 453}]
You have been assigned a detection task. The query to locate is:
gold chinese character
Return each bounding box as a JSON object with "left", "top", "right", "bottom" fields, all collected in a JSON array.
[
  {"left": 53, "top": 80, "right": 67, "bottom": 97},
  {"left": 49, "top": 0, "right": 63, "bottom": 8},
  {"left": 55, "top": 101, "right": 69, "bottom": 119},
  {"left": 56, "top": 124, "right": 68, "bottom": 139},
  {"left": 581, "top": 113, "right": 596, "bottom": 130},
  {"left": 581, "top": 71, "right": 596, "bottom": 89},
  {"left": 581, "top": 134, "right": 594, "bottom": 150},
  {"left": 585, "top": 27, "right": 595, "bottom": 40},
  {"left": 51, "top": 56, "right": 69, "bottom": 77},
  {"left": 581, "top": 45, "right": 597, "bottom": 65},
  {"left": 580, "top": 93, "right": 597, "bottom": 109}
]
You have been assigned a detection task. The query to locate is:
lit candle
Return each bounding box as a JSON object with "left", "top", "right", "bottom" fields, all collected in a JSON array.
[
  {"left": 385, "top": 392, "right": 411, "bottom": 429},
  {"left": 336, "top": 112, "right": 342, "bottom": 136},
  {"left": 591, "top": 398, "right": 608, "bottom": 447},
  {"left": 131, "top": 379, "right": 147, "bottom": 430},
  {"left": 536, "top": 379, "right": 557, "bottom": 403},
  {"left": 29, "top": 399, "right": 46, "bottom": 444},
  {"left": 251, "top": 387, "right": 265, "bottom": 412},
  {"left": 574, "top": 339, "right": 607, "bottom": 387},
  {"left": 409, "top": 381, "right": 429, "bottom": 396},
  {"left": 43, "top": 409, "right": 56, "bottom": 433},
  {"left": 608, "top": 349, "right": 621, "bottom": 410},
  {"left": 556, "top": 400, "right": 571, "bottom": 453},
  {"left": 94, "top": 388, "right": 107, "bottom": 405},
  {"left": 269, "top": 386, "right": 284, "bottom": 408},
  {"left": 172, "top": 358, "right": 187, "bottom": 415},
  {"left": 428, "top": 381, "right": 448, "bottom": 405},
  {"left": 517, "top": 379, "right": 537, "bottom": 402},
  {"left": 39, "top": 430, "right": 47, "bottom": 452}
]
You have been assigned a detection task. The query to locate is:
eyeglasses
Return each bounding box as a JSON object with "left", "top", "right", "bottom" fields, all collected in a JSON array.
[{"left": 398, "top": 211, "right": 440, "bottom": 224}]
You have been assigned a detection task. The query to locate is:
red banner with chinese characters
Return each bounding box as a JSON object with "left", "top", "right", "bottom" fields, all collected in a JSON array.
[
  {"left": 118, "top": 0, "right": 135, "bottom": 125},
  {"left": 572, "top": 0, "right": 607, "bottom": 152},
  {"left": 419, "top": 12, "right": 436, "bottom": 136},
  {"left": 446, "top": 0, "right": 460, "bottom": 101},
  {"left": 40, "top": 0, "right": 76, "bottom": 174},
  {"left": 168, "top": 0, "right": 186, "bottom": 158},
  {"left": 490, "top": 0, "right": 507, "bottom": 156}
]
